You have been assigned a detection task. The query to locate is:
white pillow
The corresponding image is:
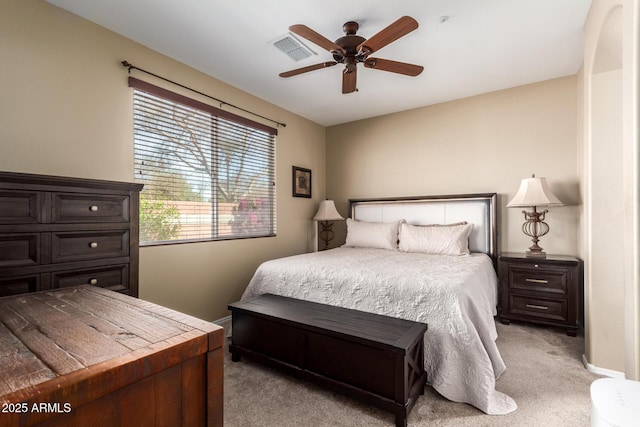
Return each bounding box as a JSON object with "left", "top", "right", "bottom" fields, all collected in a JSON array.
[
  {"left": 343, "top": 219, "right": 404, "bottom": 250},
  {"left": 398, "top": 222, "right": 474, "bottom": 256}
]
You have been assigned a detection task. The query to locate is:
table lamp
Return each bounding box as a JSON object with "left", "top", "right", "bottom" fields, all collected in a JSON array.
[
  {"left": 507, "top": 174, "right": 563, "bottom": 257},
  {"left": 313, "top": 200, "right": 344, "bottom": 250}
]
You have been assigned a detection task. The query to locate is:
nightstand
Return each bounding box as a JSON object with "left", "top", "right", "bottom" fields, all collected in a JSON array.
[{"left": 498, "top": 252, "right": 583, "bottom": 336}]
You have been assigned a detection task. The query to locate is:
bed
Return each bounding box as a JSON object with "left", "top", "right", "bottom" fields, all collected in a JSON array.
[{"left": 239, "top": 194, "right": 517, "bottom": 415}]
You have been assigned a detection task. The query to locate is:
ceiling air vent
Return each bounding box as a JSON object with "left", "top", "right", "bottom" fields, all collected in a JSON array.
[{"left": 272, "top": 34, "right": 316, "bottom": 62}]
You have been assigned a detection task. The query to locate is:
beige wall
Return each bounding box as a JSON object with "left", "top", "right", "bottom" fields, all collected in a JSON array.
[
  {"left": 0, "top": 0, "right": 326, "bottom": 321},
  {"left": 326, "top": 76, "right": 579, "bottom": 256},
  {"left": 580, "top": 0, "right": 639, "bottom": 379}
]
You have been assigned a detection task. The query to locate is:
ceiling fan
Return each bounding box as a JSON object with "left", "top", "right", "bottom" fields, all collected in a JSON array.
[{"left": 279, "top": 16, "right": 424, "bottom": 94}]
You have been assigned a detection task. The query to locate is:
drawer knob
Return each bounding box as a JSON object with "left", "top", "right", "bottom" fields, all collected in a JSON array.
[
  {"left": 89, "top": 205, "right": 99, "bottom": 212},
  {"left": 525, "top": 278, "right": 548, "bottom": 284},
  {"left": 89, "top": 242, "right": 98, "bottom": 248},
  {"left": 89, "top": 278, "right": 98, "bottom": 285},
  {"left": 526, "top": 304, "right": 549, "bottom": 310}
]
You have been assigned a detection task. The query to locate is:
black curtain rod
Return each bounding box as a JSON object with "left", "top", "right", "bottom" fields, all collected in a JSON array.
[{"left": 121, "top": 61, "right": 286, "bottom": 128}]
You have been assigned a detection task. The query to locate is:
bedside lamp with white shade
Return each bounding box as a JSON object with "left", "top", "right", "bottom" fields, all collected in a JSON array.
[
  {"left": 507, "top": 174, "right": 564, "bottom": 257},
  {"left": 313, "top": 200, "right": 344, "bottom": 250}
]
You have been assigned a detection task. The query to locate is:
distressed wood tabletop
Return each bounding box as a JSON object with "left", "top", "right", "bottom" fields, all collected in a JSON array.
[{"left": 0, "top": 285, "right": 224, "bottom": 426}]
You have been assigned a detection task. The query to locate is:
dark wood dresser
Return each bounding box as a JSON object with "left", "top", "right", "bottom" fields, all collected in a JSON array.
[
  {"left": 229, "top": 294, "right": 428, "bottom": 427},
  {"left": 0, "top": 172, "right": 142, "bottom": 297},
  {"left": 498, "top": 252, "right": 583, "bottom": 336},
  {"left": 0, "top": 285, "right": 224, "bottom": 427}
]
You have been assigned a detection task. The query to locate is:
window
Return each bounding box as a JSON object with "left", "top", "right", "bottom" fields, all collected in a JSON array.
[{"left": 129, "top": 77, "right": 276, "bottom": 245}]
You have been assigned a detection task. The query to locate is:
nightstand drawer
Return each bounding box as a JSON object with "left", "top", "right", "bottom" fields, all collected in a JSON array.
[
  {"left": 509, "top": 267, "right": 567, "bottom": 295},
  {"left": 508, "top": 295, "right": 567, "bottom": 322}
]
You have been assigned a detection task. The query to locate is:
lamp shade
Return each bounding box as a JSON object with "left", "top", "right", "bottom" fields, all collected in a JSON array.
[
  {"left": 313, "top": 200, "right": 344, "bottom": 221},
  {"left": 506, "top": 176, "right": 564, "bottom": 208}
]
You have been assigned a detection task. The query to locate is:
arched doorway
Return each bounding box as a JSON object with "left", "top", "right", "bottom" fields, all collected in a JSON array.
[{"left": 587, "top": 5, "right": 625, "bottom": 373}]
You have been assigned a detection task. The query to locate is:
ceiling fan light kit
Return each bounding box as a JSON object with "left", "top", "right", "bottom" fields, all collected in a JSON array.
[{"left": 279, "top": 16, "right": 424, "bottom": 94}]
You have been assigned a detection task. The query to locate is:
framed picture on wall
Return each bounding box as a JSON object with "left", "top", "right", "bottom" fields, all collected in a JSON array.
[{"left": 292, "top": 166, "right": 311, "bottom": 198}]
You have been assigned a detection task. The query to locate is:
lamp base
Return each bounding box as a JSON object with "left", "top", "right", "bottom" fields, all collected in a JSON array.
[
  {"left": 318, "top": 221, "right": 334, "bottom": 251},
  {"left": 521, "top": 207, "right": 550, "bottom": 259}
]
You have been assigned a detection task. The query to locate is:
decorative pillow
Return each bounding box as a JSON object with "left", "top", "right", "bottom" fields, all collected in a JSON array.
[
  {"left": 398, "top": 222, "right": 474, "bottom": 256},
  {"left": 343, "top": 219, "right": 404, "bottom": 250}
]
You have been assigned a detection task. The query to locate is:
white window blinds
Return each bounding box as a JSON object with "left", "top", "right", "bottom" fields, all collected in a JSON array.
[{"left": 129, "top": 77, "right": 276, "bottom": 244}]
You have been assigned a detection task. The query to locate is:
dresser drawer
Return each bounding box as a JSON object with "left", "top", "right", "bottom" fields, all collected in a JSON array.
[
  {"left": 52, "top": 230, "right": 129, "bottom": 263},
  {"left": 0, "top": 274, "right": 42, "bottom": 297},
  {"left": 0, "top": 233, "right": 42, "bottom": 267},
  {"left": 51, "top": 264, "right": 129, "bottom": 293},
  {"left": 507, "top": 265, "right": 568, "bottom": 296},
  {"left": 0, "top": 190, "right": 42, "bottom": 224},
  {"left": 52, "top": 193, "right": 130, "bottom": 223},
  {"left": 508, "top": 294, "right": 567, "bottom": 323}
]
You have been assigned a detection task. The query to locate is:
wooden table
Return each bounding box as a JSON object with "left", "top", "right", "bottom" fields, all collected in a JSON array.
[
  {"left": 229, "top": 294, "right": 427, "bottom": 427},
  {"left": 0, "top": 285, "right": 224, "bottom": 426}
]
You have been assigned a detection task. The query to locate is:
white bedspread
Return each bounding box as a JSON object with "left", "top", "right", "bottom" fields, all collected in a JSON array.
[{"left": 241, "top": 247, "right": 517, "bottom": 415}]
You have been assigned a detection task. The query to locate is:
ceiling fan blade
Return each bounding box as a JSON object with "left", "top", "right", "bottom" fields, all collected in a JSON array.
[
  {"left": 357, "top": 16, "right": 419, "bottom": 55},
  {"left": 342, "top": 68, "right": 357, "bottom": 94},
  {"left": 279, "top": 61, "right": 338, "bottom": 78},
  {"left": 363, "top": 58, "right": 424, "bottom": 76},
  {"left": 289, "top": 24, "right": 346, "bottom": 55}
]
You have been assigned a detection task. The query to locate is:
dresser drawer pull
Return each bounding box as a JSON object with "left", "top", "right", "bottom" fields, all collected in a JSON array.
[
  {"left": 525, "top": 278, "right": 548, "bottom": 284},
  {"left": 89, "top": 278, "right": 98, "bottom": 285},
  {"left": 89, "top": 242, "right": 98, "bottom": 248},
  {"left": 526, "top": 304, "right": 549, "bottom": 310},
  {"left": 89, "top": 205, "right": 99, "bottom": 212}
]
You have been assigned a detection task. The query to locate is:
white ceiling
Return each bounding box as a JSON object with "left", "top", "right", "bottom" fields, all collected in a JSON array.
[{"left": 48, "top": 0, "right": 592, "bottom": 127}]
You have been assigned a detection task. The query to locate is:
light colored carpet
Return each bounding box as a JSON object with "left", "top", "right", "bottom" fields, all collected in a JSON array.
[{"left": 223, "top": 321, "right": 601, "bottom": 427}]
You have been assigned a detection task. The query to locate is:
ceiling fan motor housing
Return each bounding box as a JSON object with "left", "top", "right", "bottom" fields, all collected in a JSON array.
[{"left": 333, "top": 21, "right": 366, "bottom": 61}]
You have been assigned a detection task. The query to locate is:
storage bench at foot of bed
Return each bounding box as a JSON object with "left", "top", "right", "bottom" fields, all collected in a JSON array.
[{"left": 228, "top": 293, "right": 428, "bottom": 427}]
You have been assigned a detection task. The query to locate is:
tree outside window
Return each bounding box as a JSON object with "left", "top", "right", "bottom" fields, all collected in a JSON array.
[{"left": 131, "top": 80, "right": 276, "bottom": 244}]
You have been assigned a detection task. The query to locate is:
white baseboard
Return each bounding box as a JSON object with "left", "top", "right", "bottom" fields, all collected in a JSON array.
[
  {"left": 582, "top": 354, "right": 626, "bottom": 379},
  {"left": 213, "top": 315, "right": 231, "bottom": 326}
]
